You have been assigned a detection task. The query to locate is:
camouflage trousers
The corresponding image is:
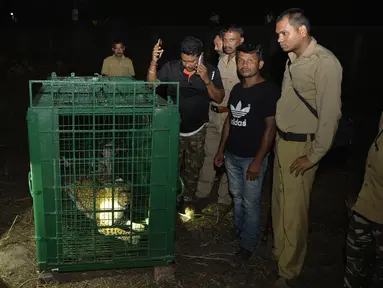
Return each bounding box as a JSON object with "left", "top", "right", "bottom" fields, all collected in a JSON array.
[
  {"left": 178, "top": 126, "right": 207, "bottom": 198},
  {"left": 344, "top": 212, "right": 383, "bottom": 288}
]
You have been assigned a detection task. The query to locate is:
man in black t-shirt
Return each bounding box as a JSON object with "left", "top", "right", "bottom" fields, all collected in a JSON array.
[
  {"left": 215, "top": 43, "right": 279, "bottom": 266},
  {"left": 147, "top": 36, "right": 225, "bottom": 206}
]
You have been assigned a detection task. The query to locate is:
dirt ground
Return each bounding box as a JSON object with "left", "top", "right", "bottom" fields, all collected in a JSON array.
[{"left": 0, "top": 68, "right": 351, "bottom": 288}]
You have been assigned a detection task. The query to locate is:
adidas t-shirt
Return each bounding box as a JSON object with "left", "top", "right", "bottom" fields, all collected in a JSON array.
[{"left": 226, "top": 80, "right": 280, "bottom": 158}]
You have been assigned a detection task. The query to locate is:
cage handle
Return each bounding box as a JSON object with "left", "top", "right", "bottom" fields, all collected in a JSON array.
[
  {"left": 28, "top": 171, "right": 33, "bottom": 196},
  {"left": 177, "top": 175, "right": 184, "bottom": 197}
]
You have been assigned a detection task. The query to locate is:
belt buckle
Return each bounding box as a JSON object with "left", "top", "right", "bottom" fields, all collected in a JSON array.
[{"left": 212, "top": 105, "right": 219, "bottom": 113}]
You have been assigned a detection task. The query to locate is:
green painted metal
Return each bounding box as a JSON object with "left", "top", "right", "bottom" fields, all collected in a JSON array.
[{"left": 27, "top": 73, "right": 181, "bottom": 273}]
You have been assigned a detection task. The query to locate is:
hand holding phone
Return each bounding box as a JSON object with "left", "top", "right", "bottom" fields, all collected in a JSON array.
[
  {"left": 157, "top": 38, "right": 163, "bottom": 59},
  {"left": 198, "top": 52, "right": 204, "bottom": 66},
  {"left": 152, "top": 38, "right": 164, "bottom": 63}
]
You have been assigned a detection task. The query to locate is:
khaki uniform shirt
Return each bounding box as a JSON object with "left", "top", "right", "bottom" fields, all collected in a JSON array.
[
  {"left": 353, "top": 112, "right": 383, "bottom": 224},
  {"left": 276, "top": 37, "right": 343, "bottom": 164},
  {"left": 217, "top": 54, "right": 240, "bottom": 107},
  {"left": 101, "top": 55, "right": 135, "bottom": 77}
]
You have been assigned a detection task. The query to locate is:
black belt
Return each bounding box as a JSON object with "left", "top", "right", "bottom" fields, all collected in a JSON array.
[{"left": 277, "top": 128, "right": 315, "bottom": 142}]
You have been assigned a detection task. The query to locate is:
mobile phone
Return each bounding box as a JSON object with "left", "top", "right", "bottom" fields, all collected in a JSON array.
[
  {"left": 157, "top": 38, "right": 163, "bottom": 59},
  {"left": 198, "top": 52, "right": 204, "bottom": 65}
]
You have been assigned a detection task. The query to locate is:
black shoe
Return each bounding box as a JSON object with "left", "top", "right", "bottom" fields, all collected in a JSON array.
[
  {"left": 231, "top": 247, "right": 252, "bottom": 267},
  {"left": 273, "top": 276, "right": 297, "bottom": 287},
  {"left": 255, "top": 241, "right": 273, "bottom": 260}
]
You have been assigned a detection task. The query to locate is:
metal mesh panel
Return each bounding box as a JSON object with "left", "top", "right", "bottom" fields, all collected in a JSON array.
[
  {"left": 57, "top": 113, "right": 152, "bottom": 263},
  {"left": 29, "top": 73, "right": 169, "bottom": 108}
]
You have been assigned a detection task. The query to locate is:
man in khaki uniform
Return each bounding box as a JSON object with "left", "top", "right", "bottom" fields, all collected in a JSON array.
[
  {"left": 196, "top": 26, "right": 244, "bottom": 206},
  {"left": 344, "top": 112, "right": 383, "bottom": 288},
  {"left": 213, "top": 33, "right": 224, "bottom": 57},
  {"left": 272, "top": 9, "right": 343, "bottom": 287},
  {"left": 101, "top": 40, "right": 135, "bottom": 77}
]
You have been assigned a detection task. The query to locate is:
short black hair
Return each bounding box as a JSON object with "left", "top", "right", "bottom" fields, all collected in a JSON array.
[
  {"left": 236, "top": 43, "right": 264, "bottom": 61},
  {"left": 220, "top": 25, "right": 244, "bottom": 38},
  {"left": 180, "top": 36, "right": 203, "bottom": 56},
  {"left": 113, "top": 40, "right": 125, "bottom": 47},
  {"left": 276, "top": 8, "right": 311, "bottom": 33}
]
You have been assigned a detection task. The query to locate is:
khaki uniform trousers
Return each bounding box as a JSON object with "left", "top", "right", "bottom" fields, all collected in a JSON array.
[
  {"left": 196, "top": 108, "right": 232, "bottom": 205},
  {"left": 272, "top": 135, "right": 318, "bottom": 279}
]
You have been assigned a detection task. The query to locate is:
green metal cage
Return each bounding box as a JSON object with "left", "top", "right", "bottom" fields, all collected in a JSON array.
[{"left": 27, "top": 73, "right": 182, "bottom": 273}]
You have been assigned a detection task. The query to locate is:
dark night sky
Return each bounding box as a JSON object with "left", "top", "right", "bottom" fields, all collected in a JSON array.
[{"left": 0, "top": 0, "right": 379, "bottom": 27}]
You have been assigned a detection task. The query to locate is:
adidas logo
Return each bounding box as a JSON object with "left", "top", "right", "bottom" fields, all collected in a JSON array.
[{"left": 230, "top": 101, "right": 250, "bottom": 127}]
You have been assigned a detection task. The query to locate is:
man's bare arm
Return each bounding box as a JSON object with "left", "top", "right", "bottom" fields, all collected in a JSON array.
[
  {"left": 217, "top": 115, "right": 230, "bottom": 154},
  {"left": 254, "top": 116, "right": 276, "bottom": 163},
  {"left": 147, "top": 42, "right": 163, "bottom": 83},
  {"left": 146, "top": 62, "right": 158, "bottom": 82},
  {"left": 206, "top": 82, "right": 224, "bottom": 104}
]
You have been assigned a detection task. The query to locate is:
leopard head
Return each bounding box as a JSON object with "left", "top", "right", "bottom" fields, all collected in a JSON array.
[{"left": 115, "top": 186, "right": 130, "bottom": 208}]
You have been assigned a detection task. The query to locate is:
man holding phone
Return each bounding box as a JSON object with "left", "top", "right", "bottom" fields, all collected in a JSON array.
[{"left": 146, "top": 36, "right": 225, "bottom": 208}]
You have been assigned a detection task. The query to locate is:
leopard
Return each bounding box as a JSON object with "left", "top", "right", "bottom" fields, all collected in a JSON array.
[{"left": 67, "top": 177, "right": 144, "bottom": 244}]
